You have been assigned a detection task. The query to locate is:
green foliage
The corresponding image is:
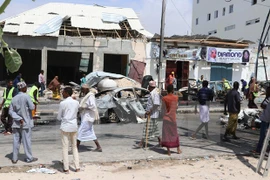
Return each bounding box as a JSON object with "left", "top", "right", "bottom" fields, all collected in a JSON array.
[{"left": 0, "top": 0, "right": 35, "bottom": 72}]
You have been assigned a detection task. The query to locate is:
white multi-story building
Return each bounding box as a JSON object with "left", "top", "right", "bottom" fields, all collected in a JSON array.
[
  {"left": 192, "top": 0, "right": 270, "bottom": 44},
  {"left": 191, "top": 0, "right": 270, "bottom": 81}
]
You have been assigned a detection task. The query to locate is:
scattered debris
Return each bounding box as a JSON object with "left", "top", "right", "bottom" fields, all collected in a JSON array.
[{"left": 26, "top": 168, "right": 56, "bottom": 174}]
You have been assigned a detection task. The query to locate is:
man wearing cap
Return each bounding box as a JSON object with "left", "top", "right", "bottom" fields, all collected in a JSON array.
[
  {"left": 77, "top": 84, "right": 102, "bottom": 152},
  {"left": 9, "top": 82, "right": 38, "bottom": 164},
  {"left": 135, "top": 80, "right": 161, "bottom": 148}
]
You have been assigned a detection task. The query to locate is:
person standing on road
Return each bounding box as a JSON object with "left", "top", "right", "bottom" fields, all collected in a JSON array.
[
  {"left": 38, "top": 70, "right": 46, "bottom": 97},
  {"left": 57, "top": 87, "right": 80, "bottom": 173},
  {"left": 0, "top": 80, "right": 17, "bottom": 135},
  {"left": 28, "top": 82, "right": 40, "bottom": 118},
  {"left": 172, "top": 75, "right": 177, "bottom": 91},
  {"left": 252, "top": 87, "right": 270, "bottom": 154},
  {"left": 197, "top": 75, "right": 204, "bottom": 89},
  {"left": 223, "top": 81, "right": 241, "bottom": 141},
  {"left": 79, "top": 74, "right": 87, "bottom": 97},
  {"left": 190, "top": 80, "right": 214, "bottom": 140},
  {"left": 161, "top": 84, "right": 181, "bottom": 156},
  {"left": 9, "top": 82, "right": 38, "bottom": 164},
  {"left": 135, "top": 80, "right": 161, "bottom": 148},
  {"left": 248, "top": 77, "right": 259, "bottom": 108},
  {"left": 77, "top": 85, "right": 102, "bottom": 152},
  {"left": 240, "top": 79, "right": 247, "bottom": 97}
]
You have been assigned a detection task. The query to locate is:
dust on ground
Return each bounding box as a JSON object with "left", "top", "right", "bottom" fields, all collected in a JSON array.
[{"left": 0, "top": 155, "right": 267, "bottom": 180}]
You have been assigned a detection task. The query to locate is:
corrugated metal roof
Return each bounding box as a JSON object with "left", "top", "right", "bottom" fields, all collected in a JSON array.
[
  {"left": 102, "top": 13, "right": 126, "bottom": 23},
  {"left": 137, "top": 29, "right": 154, "bottom": 38},
  {"left": 1, "top": 2, "right": 153, "bottom": 38},
  {"left": 128, "top": 19, "right": 144, "bottom": 30},
  {"left": 71, "top": 16, "right": 121, "bottom": 30},
  {"left": 3, "top": 24, "right": 20, "bottom": 33},
  {"left": 18, "top": 23, "right": 59, "bottom": 37},
  {"left": 34, "top": 15, "right": 65, "bottom": 35}
]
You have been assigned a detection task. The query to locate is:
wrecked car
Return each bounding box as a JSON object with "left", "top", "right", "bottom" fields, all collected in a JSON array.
[{"left": 95, "top": 86, "right": 149, "bottom": 123}]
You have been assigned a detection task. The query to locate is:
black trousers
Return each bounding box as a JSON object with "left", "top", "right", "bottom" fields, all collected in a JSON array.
[{"left": 1, "top": 107, "right": 13, "bottom": 132}]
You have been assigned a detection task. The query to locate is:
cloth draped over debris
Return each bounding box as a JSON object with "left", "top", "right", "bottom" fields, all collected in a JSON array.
[
  {"left": 85, "top": 71, "right": 140, "bottom": 88},
  {"left": 26, "top": 168, "right": 56, "bottom": 174}
]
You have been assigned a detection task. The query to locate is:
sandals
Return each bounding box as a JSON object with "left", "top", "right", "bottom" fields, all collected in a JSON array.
[
  {"left": 189, "top": 136, "right": 196, "bottom": 140},
  {"left": 4, "top": 132, "right": 12, "bottom": 136},
  {"left": 93, "top": 148, "right": 102, "bottom": 152},
  {"left": 133, "top": 144, "right": 143, "bottom": 149},
  {"left": 11, "top": 160, "right": 18, "bottom": 164},
  {"left": 63, "top": 169, "right": 69, "bottom": 174}
]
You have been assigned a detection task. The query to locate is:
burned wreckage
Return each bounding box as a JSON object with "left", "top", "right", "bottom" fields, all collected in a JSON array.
[{"left": 79, "top": 72, "right": 149, "bottom": 123}]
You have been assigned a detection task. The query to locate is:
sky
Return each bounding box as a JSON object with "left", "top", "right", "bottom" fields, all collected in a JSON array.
[{"left": 0, "top": 0, "right": 193, "bottom": 36}]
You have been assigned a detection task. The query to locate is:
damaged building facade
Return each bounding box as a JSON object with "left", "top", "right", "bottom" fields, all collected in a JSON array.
[
  {"left": 146, "top": 35, "right": 254, "bottom": 90},
  {"left": 0, "top": 3, "right": 152, "bottom": 84}
]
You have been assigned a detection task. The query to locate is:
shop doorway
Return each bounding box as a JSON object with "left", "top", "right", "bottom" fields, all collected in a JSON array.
[
  {"left": 210, "top": 63, "right": 232, "bottom": 81},
  {"left": 104, "top": 54, "right": 128, "bottom": 76},
  {"left": 166, "top": 61, "right": 189, "bottom": 89},
  {"left": 47, "top": 51, "right": 81, "bottom": 84}
]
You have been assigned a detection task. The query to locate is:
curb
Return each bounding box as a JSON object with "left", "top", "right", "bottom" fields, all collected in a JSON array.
[{"left": 37, "top": 109, "right": 224, "bottom": 117}]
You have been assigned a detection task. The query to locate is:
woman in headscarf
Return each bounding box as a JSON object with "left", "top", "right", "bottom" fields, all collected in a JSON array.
[
  {"left": 161, "top": 84, "right": 181, "bottom": 156},
  {"left": 248, "top": 77, "right": 258, "bottom": 108}
]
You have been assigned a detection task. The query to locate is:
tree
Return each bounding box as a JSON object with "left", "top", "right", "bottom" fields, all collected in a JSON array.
[{"left": 0, "top": 0, "right": 35, "bottom": 73}]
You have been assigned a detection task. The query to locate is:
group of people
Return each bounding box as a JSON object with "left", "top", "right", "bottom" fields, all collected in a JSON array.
[
  {"left": 3, "top": 70, "right": 269, "bottom": 171},
  {"left": 1, "top": 72, "right": 42, "bottom": 136},
  {"left": 1, "top": 78, "right": 102, "bottom": 173},
  {"left": 134, "top": 80, "right": 181, "bottom": 156}
]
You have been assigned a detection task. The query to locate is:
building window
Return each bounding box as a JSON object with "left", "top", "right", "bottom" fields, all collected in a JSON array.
[
  {"left": 196, "top": 18, "right": 199, "bottom": 25},
  {"left": 225, "top": 24, "right": 235, "bottom": 31},
  {"left": 229, "top": 4, "right": 234, "bottom": 13},
  {"left": 207, "top": 13, "right": 211, "bottom": 21},
  {"left": 208, "top": 30, "right": 217, "bottom": 35},
  {"left": 197, "top": 0, "right": 199, "bottom": 4},
  {"left": 252, "top": 0, "right": 257, "bottom": 5},
  {"left": 223, "top": 8, "right": 226, "bottom": 16},
  {"left": 214, "top": 10, "right": 218, "bottom": 18},
  {"left": 246, "top": 18, "right": 260, "bottom": 26}
]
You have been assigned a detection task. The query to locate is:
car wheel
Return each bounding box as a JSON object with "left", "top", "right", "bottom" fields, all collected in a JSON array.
[{"left": 108, "top": 109, "right": 119, "bottom": 123}]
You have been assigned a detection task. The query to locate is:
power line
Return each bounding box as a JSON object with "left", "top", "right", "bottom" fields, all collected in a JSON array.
[{"left": 170, "top": 0, "right": 193, "bottom": 35}]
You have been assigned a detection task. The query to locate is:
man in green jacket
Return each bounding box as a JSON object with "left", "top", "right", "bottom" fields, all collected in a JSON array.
[
  {"left": 0, "top": 80, "right": 18, "bottom": 135},
  {"left": 28, "top": 82, "right": 40, "bottom": 118}
]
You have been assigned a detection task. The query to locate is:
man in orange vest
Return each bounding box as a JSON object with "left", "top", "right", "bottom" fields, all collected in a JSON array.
[{"left": 0, "top": 80, "right": 18, "bottom": 135}]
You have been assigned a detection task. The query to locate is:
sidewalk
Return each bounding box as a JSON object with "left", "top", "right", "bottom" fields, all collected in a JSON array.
[{"left": 0, "top": 118, "right": 258, "bottom": 168}]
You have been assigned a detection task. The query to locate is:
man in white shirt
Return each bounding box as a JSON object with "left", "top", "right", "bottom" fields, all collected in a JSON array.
[
  {"left": 134, "top": 80, "right": 161, "bottom": 148},
  {"left": 57, "top": 87, "right": 80, "bottom": 173},
  {"left": 38, "top": 70, "right": 45, "bottom": 97}
]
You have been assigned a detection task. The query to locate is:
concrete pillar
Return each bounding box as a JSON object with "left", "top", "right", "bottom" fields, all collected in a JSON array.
[
  {"left": 41, "top": 47, "right": 47, "bottom": 85},
  {"left": 93, "top": 51, "right": 104, "bottom": 72}
]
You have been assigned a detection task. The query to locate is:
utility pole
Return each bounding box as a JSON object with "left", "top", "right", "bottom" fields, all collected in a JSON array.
[{"left": 158, "top": 0, "right": 167, "bottom": 89}]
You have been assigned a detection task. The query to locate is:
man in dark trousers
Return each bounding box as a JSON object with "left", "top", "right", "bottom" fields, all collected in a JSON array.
[
  {"left": 0, "top": 80, "right": 17, "bottom": 135},
  {"left": 223, "top": 81, "right": 241, "bottom": 141}
]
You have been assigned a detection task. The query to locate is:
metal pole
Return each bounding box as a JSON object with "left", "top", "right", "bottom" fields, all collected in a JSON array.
[
  {"left": 158, "top": 0, "right": 167, "bottom": 89},
  {"left": 255, "top": 9, "right": 270, "bottom": 79},
  {"left": 262, "top": 49, "right": 268, "bottom": 81}
]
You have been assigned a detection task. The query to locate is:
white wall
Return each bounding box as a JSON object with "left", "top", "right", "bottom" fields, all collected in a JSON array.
[{"left": 192, "top": 0, "right": 270, "bottom": 44}]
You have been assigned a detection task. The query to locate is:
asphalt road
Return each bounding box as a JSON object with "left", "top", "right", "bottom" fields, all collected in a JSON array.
[{"left": 0, "top": 113, "right": 260, "bottom": 167}]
